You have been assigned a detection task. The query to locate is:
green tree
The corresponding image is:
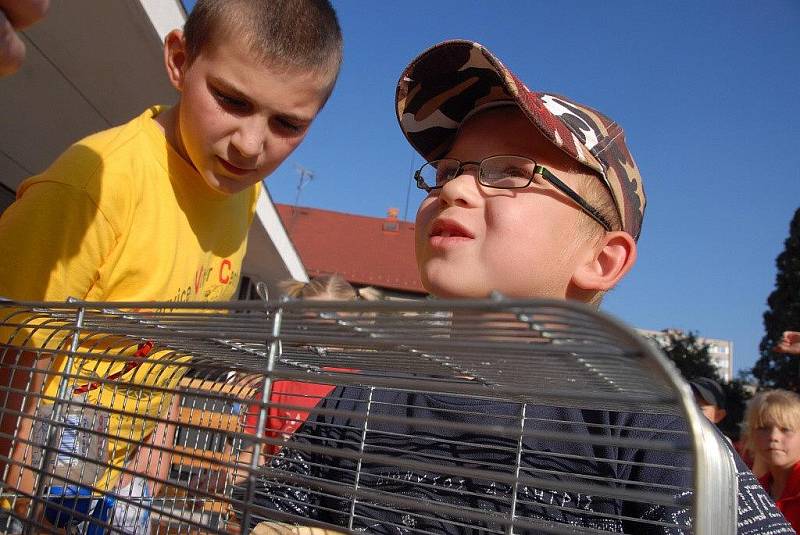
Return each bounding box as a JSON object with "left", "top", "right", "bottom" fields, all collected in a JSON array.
[
  {"left": 753, "top": 208, "right": 800, "bottom": 390},
  {"left": 653, "top": 330, "right": 721, "bottom": 382},
  {"left": 718, "top": 376, "right": 752, "bottom": 441}
]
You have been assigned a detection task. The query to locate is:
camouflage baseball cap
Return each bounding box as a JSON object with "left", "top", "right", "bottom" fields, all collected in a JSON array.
[{"left": 395, "top": 39, "right": 646, "bottom": 241}]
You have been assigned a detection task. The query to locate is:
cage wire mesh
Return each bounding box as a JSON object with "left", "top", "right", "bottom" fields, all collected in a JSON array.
[{"left": 0, "top": 298, "right": 737, "bottom": 534}]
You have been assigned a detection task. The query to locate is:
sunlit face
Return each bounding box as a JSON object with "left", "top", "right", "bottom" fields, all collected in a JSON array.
[
  {"left": 163, "top": 32, "right": 332, "bottom": 195},
  {"left": 414, "top": 107, "right": 596, "bottom": 299},
  {"left": 753, "top": 420, "right": 800, "bottom": 470}
]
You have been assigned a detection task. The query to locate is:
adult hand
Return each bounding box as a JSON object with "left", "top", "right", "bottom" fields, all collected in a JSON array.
[
  {"left": 776, "top": 331, "right": 800, "bottom": 355},
  {"left": 0, "top": 0, "right": 49, "bottom": 77}
]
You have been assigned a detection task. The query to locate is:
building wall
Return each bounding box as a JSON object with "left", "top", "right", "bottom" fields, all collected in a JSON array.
[{"left": 705, "top": 338, "right": 735, "bottom": 383}]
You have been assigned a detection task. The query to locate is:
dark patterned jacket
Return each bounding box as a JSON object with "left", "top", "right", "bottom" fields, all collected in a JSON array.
[{"left": 238, "top": 386, "right": 793, "bottom": 534}]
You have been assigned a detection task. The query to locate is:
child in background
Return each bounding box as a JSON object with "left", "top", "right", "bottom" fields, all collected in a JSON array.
[
  {"left": 241, "top": 39, "right": 793, "bottom": 534},
  {"left": 690, "top": 377, "right": 728, "bottom": 426},
  {"left": 0, "top": 1, "right": 342, "bottom": 532},
  {"left": 221, "top": 274, "right": 381, "bottom": 494},
  {"left": 241, "top": 274, "right": 381, "bottom": 454},
  {"left": 280, "top": 274, "right": 382, "bottom": 303},
  {"left": 746, "top": 389, "right": 800, "bottom": 531},
  {"left": 201, "top": 274, "right": 377, "bottom": 494}
]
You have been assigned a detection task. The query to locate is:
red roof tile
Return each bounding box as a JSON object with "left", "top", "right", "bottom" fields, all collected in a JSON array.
[{"left": 276, "top": 204, "right": 426, "bottom": 294}]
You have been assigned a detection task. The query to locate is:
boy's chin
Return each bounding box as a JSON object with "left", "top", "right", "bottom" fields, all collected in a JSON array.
[
  {"left": 200, "top": 172, "right": 254, "bottom": 195},
  {"left": 425, "top": 278, "right": 572, "bottom": 302},
  {"left": 421, "top": 268, "right": 547, "bottom": 300},
  {"left": 423, "top": 280, "right": 492, "bottom": 300}
]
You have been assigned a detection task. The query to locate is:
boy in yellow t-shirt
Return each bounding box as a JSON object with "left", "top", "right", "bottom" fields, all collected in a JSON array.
[{"left": 0, "top": 0, "right": 342, "bottom": 532}]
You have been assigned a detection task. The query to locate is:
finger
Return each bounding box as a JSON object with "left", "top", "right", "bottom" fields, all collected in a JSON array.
[
  {"left": 776, "top": 337, "right": 800, "bottom": 355},
  {"left": 0, "top": 11, "right": 26, "bottom": 77},
  {"left": 0, "top": 0, "right": 49, "bottom": 30}
]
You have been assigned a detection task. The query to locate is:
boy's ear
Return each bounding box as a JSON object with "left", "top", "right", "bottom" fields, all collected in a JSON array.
[
  {"left": 163, "top": 29, "right": 189, "bottom": 92},
  {"left": 571, "top": 231, "right": 638, "bottom": 292}
]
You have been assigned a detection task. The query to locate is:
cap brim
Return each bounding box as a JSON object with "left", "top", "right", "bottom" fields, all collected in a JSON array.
[{"left": 690, "top": 382, "right": 725, "bottom": 409}]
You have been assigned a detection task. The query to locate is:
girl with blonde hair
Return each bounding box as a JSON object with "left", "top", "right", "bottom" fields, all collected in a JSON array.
[
  {"left": 746, "top": 389, "right": 800, "bottom": 530},
  {"left": 280, "top": 273, "right": 381, "bottom": 301},
  {"left": 242, "top": 274, "right": 381, "bottom": 451}
]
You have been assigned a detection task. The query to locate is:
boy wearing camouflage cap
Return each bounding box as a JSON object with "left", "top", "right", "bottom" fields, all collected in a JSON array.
[{"left": 243, "top": 40, "right": 792, "bottom": 533}]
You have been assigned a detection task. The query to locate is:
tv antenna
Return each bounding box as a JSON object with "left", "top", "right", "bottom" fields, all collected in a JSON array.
[
  {"left": 402, "top": 151, "right": 417, "bottom": 221},
  {"left": 293, "top": 164, "right": 315, "bottom": 208}
]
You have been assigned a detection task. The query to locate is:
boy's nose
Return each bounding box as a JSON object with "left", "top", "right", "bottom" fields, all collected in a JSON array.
[
  {"left": 437, "top": 167, "right": 479, "bottom": 207},
  {"left": 231, "top": 121, "right": 266, "bottom": 159}
]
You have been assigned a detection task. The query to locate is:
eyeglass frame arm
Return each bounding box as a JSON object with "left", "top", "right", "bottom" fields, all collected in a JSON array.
[{"left": 536, "top": 165, "right": 612, "bottom": 231}]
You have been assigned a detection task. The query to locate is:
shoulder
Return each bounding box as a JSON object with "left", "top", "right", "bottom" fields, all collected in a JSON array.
[
  {"left": 19, "top": 108, "right": 168, "bottom": 217},
  {"left": 22, "top": 107, "right": 165, "bottom": 194},
  {"left": 737, "top": 469, "right": 796, "bottom": 533},
  {"left": 610, "top": 409, "right": 688, "bottom": 432}
]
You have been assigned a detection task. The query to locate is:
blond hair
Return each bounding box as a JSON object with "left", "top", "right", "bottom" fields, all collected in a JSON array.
[
  {"left": 279, "top": 274, "right": 382, "bottom": 302},
  {"left": 744, "top": 389, "right": 800, "bottom": 451},
  {"left": 575, "top": 174, "right": 625, "bottom": 308},
  {"left": 581, "top": 176, "right": 623, "bottom": 235}
]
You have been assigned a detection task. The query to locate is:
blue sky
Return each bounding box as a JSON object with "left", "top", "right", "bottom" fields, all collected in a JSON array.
[{"left": 183, "top": 1, "right": 800, "bottom": 377}]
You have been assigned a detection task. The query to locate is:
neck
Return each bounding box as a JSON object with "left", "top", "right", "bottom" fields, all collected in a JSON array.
[
  {"left": 768, "top": 464, "right": 794, "bottom": 499},
  {"left": 153, "top": 104, "right": 190, "bottom": 166}
]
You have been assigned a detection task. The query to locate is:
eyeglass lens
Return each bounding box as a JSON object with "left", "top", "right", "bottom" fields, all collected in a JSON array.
[{"left": 418, "top": 156, "right": 539, "bottom": 190}]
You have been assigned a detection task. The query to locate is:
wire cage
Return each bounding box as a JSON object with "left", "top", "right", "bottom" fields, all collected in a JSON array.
[{"left": 0, "top": 298, "right": 737, "bottom": 534}]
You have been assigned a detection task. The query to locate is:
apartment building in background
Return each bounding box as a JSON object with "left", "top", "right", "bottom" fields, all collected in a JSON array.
[{"left": 638, "top": 328, "right": 734, "bottom": 382}]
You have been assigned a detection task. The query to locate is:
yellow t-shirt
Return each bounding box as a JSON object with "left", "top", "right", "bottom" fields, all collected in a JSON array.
[{"left": 0, "top": 106, "right": 261, "bottom": 490}]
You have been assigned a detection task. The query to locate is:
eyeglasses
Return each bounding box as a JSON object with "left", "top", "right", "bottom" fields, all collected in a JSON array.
[{"left": 414, "top": 155, "right": 613, "bottom": 232}]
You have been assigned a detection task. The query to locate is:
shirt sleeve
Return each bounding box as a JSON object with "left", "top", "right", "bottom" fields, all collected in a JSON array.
[{"left": 0, "top": 180, "right": 118, "bottom": 302}]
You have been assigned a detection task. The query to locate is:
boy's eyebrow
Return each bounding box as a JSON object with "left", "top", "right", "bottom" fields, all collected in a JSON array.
[
  {"left": 208, "top": 76, "right": 250, "bottom": 100},
  {"left": 208, "top": 76, "right": 314, "bottom": 123}
]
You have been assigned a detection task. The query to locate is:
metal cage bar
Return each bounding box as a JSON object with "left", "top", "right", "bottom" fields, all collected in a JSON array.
[{"left": 0, "top": 298, "right": 736, "bottom": 534}]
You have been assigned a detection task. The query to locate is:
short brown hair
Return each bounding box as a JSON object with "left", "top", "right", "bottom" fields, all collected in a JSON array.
[
  {"left": 580, "top": 174, "right": 623, "bottom": 236},
  {"left": 576, "top": 174, "right": 624, "bottom": 307},
  {"left": 184, "top": 0, "right": 343, "bottom": 78}
]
